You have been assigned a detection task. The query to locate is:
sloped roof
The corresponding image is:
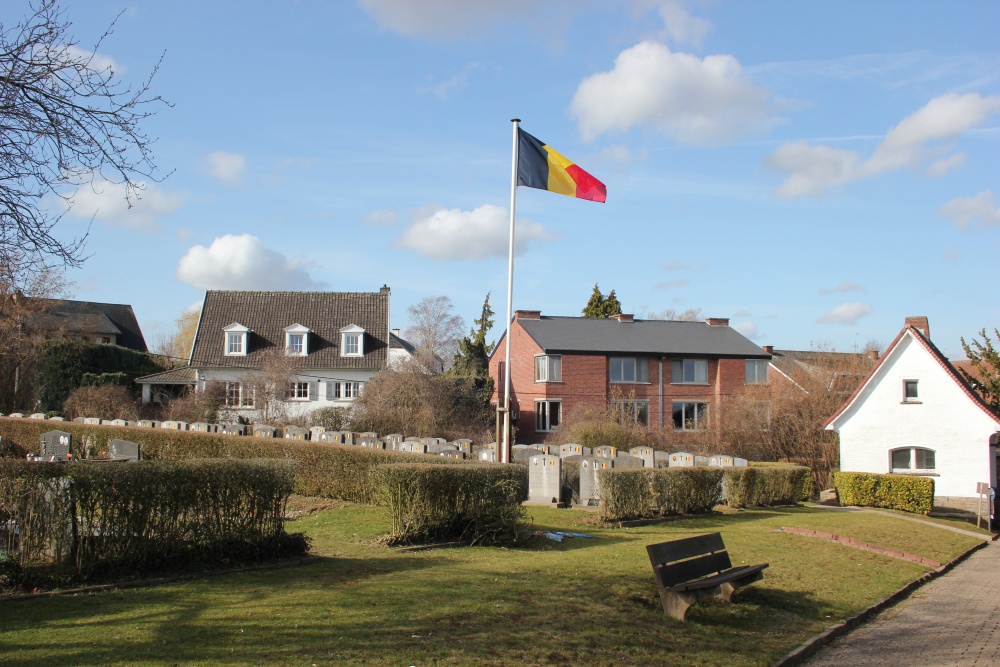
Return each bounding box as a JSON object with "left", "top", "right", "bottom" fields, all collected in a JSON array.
[
  {"left": 768, "top": 349, "right": 876, "bottom": 393},
  {"left": 514, "top": 316, "right": 770, "bottom": 358},
  {"left": 825, "top": 326, "right": 1000, "bottom": 429},
  {"left": 189, "top": 289, "right": 390, "bottom": 370},
  {"left": 390, "top": 331, "right": 415, "bottom": 354},
  {"left": 135, "top": 367, "right": 197, "bottom": 384},
  {"left": 25, "top": 299, "right": 147, "bottom": 352}
]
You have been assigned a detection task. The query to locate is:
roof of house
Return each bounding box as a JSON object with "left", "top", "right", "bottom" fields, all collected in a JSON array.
[
  {"left": 25, "top": 299, "right": 148, "bottom": 352},
  {"left": 135, "top": 367, "right": 198, "bottom": 384},
  {"left": 389, "top": 331, "right": 416, "bottom": 354},
  {"left": 824, "top": 325, "right": 1000, "bottom": 429},
  {"left": 188, "top": 289, "right": 390, "bottom": 370},
  {"left": 512, "top": 316, "right": 770, "bottom": 358},
  {"left": 768, "top": 349, "right": 877, "bottom": 392}
]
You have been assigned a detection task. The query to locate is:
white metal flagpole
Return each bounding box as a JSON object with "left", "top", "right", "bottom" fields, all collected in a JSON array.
[{"left": 501, "top": 119, "right": 520, "bottom": 464}]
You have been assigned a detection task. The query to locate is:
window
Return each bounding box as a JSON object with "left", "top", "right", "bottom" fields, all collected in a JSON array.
[
  {"left": 225, "top": 382, "right": 253, "bottom": 408},
  {"left": 672, "top": 401, "right": 708, "bottom": 430},
  {"left": 284, "top": 324, "right": 310, "bottom": 356},
  {"left": 535, "top": 399, "right": 561, "bottom": 432},
  {"left": 288, "top": 334, "right": 304, "bottom": 354},
  {"left": 286, "top": 382, "right": 309, "bottom": 400},
  {"left": 613, "top": 400, "right": 649, "bottom": 426},
  {"left": 223, "top": 323, "right": 249, "bottom": 356},
  {"left": 328, "top": 381, "right": 363, "bottom": 400},
  {"left": 227, "top": 332, "right": 243, "bottom": 355},
  {"left": 746, "top": 359, "right": 769, "bottom": 384},
  {"left": 97, "top": 336, "right": 111, "bottom": 345},
  {"left": 890, "top": 447, "right": 935, "bottom": 472},
  {"left": 903, "top": 379, "right": 919, "bottom": 402},
  {"left": 671, "top": 359, "right": 708, "bottom": 384},
  {"left": 535, "top": 355, "right": 562, "bottom": 382},
  {"left": 340, "top": 324, "right": 365, "bottom": 357},
  {"left": 610, "top": 357, "right": 649, "bottom": 383}
]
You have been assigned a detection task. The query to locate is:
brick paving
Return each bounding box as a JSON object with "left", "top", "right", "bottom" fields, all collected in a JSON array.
[{"left": 803, "top": 542, "right": 1000, "bottom": 666}]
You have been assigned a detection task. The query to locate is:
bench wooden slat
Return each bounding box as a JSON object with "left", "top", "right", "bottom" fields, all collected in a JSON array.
[
  {"left": 654, "top": 551, "right": 733, "bottom": 588},
  {"left": 647, "top": 532, "right": 725, "bottom": 564},
  {"left": 669, "top": 564, "right": 768, "bottom": 592}
]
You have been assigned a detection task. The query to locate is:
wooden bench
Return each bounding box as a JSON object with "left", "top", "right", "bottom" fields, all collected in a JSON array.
[{"left": 646, "top": 532, "right": 768, "bottom": 622}]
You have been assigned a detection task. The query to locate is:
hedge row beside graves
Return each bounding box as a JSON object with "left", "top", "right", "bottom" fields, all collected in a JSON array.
[
  {"left": 724, "top": 466, "right": 812, "bottom": 508},
  {"left": 0, "top": 459, "right": 302, "bottom": 585},
  {"left": 832, "top": 471, "right": 934, "bottom": 515},
  {"left": 750, "top": 461, "right": 816, "bottom": 500},
  {"left": 373, "top": 463, "right": 528, "bottom": 545},
  {"left": 598, "top": 468, "right": 725, "bottom": 522},
  {"left": 0, "top": 419, "right": 460, "bottom": 504}
]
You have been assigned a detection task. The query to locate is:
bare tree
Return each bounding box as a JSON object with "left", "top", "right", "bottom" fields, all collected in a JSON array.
[
  {"left": 403, "top": 296, "right": 465, "bottom": 373},
  {"left": 231, "top": 348, "right": 300, "bottom": 425},
  {"left": 151, "top": 305, "right": 201, "bottom": 367},
  {"left": 642, "top": 307, "right": 703, "bottom": 321},
  {"left": 0, "top": 1, "right": 169, "bottom": 288}
]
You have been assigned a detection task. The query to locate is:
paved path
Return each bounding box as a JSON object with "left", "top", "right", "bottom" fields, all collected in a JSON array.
[
  {"left": 806, "top": 504, "right": 992, "bottom": 541},
  {"left": 803, "top": 542, "right": 1000, "bottom": 666}
]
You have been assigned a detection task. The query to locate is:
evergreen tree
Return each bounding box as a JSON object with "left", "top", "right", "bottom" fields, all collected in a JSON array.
[
  {"left": 603, "top": 290, "right": 622, "bottom": 317},
  {"left": 960, "top": 328, "right": 1000, "bottom": 413},
  {"left": 582, "top": 284, "right": 622, "bottom": 318},
  {"left": 451, "top": 293, "right": 495, "bottom": 377}
]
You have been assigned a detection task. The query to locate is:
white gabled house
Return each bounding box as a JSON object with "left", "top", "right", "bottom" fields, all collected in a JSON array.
[{"left": 825, "top": 317, "right": 1000, "bottom": 510}]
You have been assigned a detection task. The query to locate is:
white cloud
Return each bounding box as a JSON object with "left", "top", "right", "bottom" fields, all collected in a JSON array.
[
  {"left": 418, "top": 62, "right": 482, "bottom": 98},
  {"left": 394, "top": 204, "right": 552, "bottom": 260},
  {"left": 658, "top": 1, "right": 711, "bottom": 48},
  {"left": 62, "top": 177, "right": 185, "bottom": 231},
  {"left": 176, "top": 234, "right": 326, "bottom": 290},
  {"left": 358, "top": 0, "right": 531, "bottom": 39},
  {"left": 570, "top": 41, "right": 774, "bottom": 144},
  {"left": 817, "top": 302, "right": 873, "bottom": 325},
  {"left": 767, "top": 93, "right": 1000, "bottom": 198},
  {"left": 935, "top": 190, "right": 1000, "bottom": 229},
  {"left": 63, "top": 44, "right": 118, "bottom": 75},
  {"left": 818, "top": 281, "right": 865, "bottom": 296},
  {"left": 733, "top": 321, "right": 759, "bottom": 339},
  {"left": 201, "top": 151, "right": 247, "bottom": 185},
  {"left": 366, "top": 208, "right": 398, "bottom": 227}
]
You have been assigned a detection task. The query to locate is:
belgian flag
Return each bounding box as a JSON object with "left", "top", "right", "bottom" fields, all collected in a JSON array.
[{"left": 517, "top": 128, "right": 606, "bottom": 203}]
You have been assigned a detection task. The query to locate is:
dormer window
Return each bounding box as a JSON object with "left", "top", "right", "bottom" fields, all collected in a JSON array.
[
  {"left": 223, "top": 323, "right": 250, "bottom": 356},
  {"left": 340, "top": 324, "right": 365, "bottom": 357},
  {"left": 284, "top": 324, "right": 310, "bottom": 356}
]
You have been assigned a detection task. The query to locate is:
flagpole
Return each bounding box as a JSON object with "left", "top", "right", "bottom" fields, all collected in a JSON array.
[{"left": 501, "top": 118, "right": 520, "bottom": 464}]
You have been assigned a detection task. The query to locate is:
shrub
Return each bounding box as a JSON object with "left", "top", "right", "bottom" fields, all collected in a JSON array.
[
  {"left": 62, "top": 385, "right": 139, "bottom": 421},
  {"left": 373, "top": 463, "right": 528, "bottom": 545},
  {"left": 597, "top": 467, "right": 724, "bottom": 522},
  {"left": 550, "top": 402, "right": 660, "bottom": 451},
  {"left": 750, "top": 461, "right": 815, "bottom": 500},
  {"left": 597, "top": 469, "right": 650, "bottom": 522},
  {"left": 724, "top": 466, "right": 811, "bottom": 508},
  {"left": 833, "top": 471, "right": 934, "bottom": 515}
]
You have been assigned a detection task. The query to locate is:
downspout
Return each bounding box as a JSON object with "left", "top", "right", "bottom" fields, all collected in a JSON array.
[{"left": 658, "top": 357, "right": 664, "bottom": 432}]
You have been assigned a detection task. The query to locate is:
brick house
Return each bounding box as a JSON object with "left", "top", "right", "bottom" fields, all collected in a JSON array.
[
  {"left": 488, "top": 310, "right": 772, "bottom": 442},
  {"left": 23, "top": 298, "right": 148, "bottom": 351}
]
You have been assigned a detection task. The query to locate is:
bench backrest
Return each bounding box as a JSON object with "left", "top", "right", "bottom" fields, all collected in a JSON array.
[{"left": 647, "top": 533, "right": 733, "bottom": 588}]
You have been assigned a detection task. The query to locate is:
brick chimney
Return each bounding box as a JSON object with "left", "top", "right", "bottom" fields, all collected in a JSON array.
[
  {"left": 762, "top": 345, "right": 774, "bottom": 354},
  {"left": 611, "top": 313, "right": 634, "bottom": 323},
  {"left": 706, "top": 317, "right": 730, "bottom": 327},
  {"left": 515, "top": 310, "right": 541, "bottom": 320},
  {"left": 867, "top": 350, "right": 879, "bottom": 361},
  {"left": 905, "top": 316, "right": 930, "bottom": 339}
]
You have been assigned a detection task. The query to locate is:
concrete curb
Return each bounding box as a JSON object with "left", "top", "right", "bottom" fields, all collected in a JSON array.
[
  {"left": 3, "top": 555, "right": 325, "bottom": 603},
  {"left": 772, "top": 536, "right": 995, "bottom": 667}
]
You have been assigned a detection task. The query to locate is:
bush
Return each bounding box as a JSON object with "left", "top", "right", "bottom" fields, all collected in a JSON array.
[
  {"left": 0, "top": 458, "right": 304, "bottom": 587},
  {"left": 833, "top": 471, "right": 934, "bottom": 515},
  {"left": 62, "top": 385, "right": 139, "bottom": 421},
  {"left": 597, "top": 467, "right": 724, "bottom": 522},
  {"left": 550, "top": 402, "right": 660, "bottom": 451},
  {"left": 750, "top": 461, "right": 815, "bottom": 500},
  {"left": 373, "top": 463, "right": 528, "bottom": 545},
  {"left": 724, "top": 466, "right": 811, "bottom": 508}
]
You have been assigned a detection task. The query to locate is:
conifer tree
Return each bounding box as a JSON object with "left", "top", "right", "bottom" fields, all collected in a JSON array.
[
  {"left": 582, "top": 284, "right": 622, "bottom": 318},
  {"left": 960, "top": 328, "right": 1000, "bottom": 413},
  {"left": 451, "top": 293, "right": 495, "bottom": 377}
]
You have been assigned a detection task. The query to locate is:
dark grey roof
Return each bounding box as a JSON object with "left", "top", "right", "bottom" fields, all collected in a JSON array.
[
  {"left": 516, "top": 316, "right": 770, "bottom": 358},
  {"left": 390, "top": 331, "right": 415, "bottom": 354},
  {"left": 135, "top": 367, "right": 197, "bottom": 384},
  {"left": 26, "top": 299, "right": 148, "bottom": 352},
  {"left": 189, "top": 289, "right": 390, "bottom": 370}
]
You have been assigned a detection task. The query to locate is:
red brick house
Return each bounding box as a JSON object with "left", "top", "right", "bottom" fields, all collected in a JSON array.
[{"left": 489, "top": 310, "right": 772, "bottom": 442}]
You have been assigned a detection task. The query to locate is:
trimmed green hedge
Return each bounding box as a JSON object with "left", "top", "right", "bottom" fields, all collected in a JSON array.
[
  {"left": 750, "top": 461, "right": 815, "bottom": 500},
  {"left": 0, "top": 418, "right": 463, "bottom": 504},
  {"left": 598, "top": 468, "right": 724, "bottom": 522},
  {"left": 373, "top": 463, "right": 528, "bottom": 545},
  {"left": 833, "top": 471, "right": 934, "bottom": 515},
  {"left": 724, "top": 466, "right": 812, "bottom": 508},
  {"left": 0, "top": 459, "right": 302, "bottom": 586}
]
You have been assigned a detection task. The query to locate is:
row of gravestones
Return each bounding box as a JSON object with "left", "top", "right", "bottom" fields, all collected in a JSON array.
[
  {"left": 526, "top": 448, "right": 750, "bottom": 507},
  {"left": 26, "top": 430, "right": 141, "bottom": 463},
  {"left": 3, "top": 413, "right": 65, "bottom": 421}
]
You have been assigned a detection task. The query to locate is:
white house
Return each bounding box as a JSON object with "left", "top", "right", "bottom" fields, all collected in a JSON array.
[{"left": 825, "top": 317, "right": 1000, "bottom": 510}]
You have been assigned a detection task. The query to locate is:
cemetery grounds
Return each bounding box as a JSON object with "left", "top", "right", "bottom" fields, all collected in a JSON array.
[{"left": 0, "top": 500, "right": 987, "bottom": 666}]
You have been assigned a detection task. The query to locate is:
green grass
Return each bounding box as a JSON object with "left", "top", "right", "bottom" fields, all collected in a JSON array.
[{"left": 0, "top": 500, "right": 984, "bottom": 667}]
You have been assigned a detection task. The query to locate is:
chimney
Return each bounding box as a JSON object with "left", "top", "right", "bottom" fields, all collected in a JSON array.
[
  {"left": 391, "top": 328, "right": 400, "bottom": 337},
  {"left": 611, "top": 313, "right": 634, "bottom": 323},
  {"left": 867, "top": 350, "right": 879, "bottom": 361},
  {"left": 515, "top": 310, "right": 541, "bottom": 320},
  {"left": 706, "top": 317, "right": 730, "bottom": 327},
  {"left": 762, "top": 345, "right": 774, "bottom": 354},
  {"left": 905, "top": 316, "right": 930, "bottom": 339}
]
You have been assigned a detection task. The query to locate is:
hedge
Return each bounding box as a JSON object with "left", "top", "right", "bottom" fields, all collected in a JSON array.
[
  {"left": 750, "top": 461, "right": 815, "bottom": 500},
  {"left": 833, "top": 471, "right": 934, "bottom": 515},
  {"left": 724, "top": 466, "right": 812, "bottom": 508},
  {"left": 0, "top": 418, "right": 464, "bottom": 504},
  {"left": 373, "top": 463, "right": 528, "bottom": 545},
  {"left": 0, "top": 459, "right": 303, "bottom": 587},
  {"left": 598, "top": 468, "right": 724, "bottom": 522}
]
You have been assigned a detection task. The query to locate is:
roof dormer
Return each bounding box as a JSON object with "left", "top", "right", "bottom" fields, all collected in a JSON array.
[
  {"left": 223, "top": 322, "right": 250, "bottom": 356},
  {"left": 284, "top": 323, "right": 310, "bottom": 356},
  {"left": 340, "top": 324, "right": 365, "bottom": 357}
]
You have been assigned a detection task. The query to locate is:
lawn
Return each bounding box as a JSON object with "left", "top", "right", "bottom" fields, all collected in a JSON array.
[{"left": 0, "top": 500, "right": 984, "bottom": 667}]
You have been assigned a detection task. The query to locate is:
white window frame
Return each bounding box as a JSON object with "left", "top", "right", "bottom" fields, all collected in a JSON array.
[
  {"left": 284, "top": 324, "right": 310, "bottom": 356},
  {"left": 671, "top": 359, "right": 708, "bottom": 384},
  {"left": 327, "top": 381, "right": 363, "bottom": 400},
  {"left": 902, "top": 379, "right": 920, "bottom": 403},
  {"left": 672, "top": 401, "right": 708, "bottom": 430},
  {"left": 225, "top": 382, "right": 254, "bottom": 408},
  {"left": 535, "top": 399, "right": 562, "bottom": 432},
  {"left": 286, "top": 381, "right": 310, "bottom": 401},
  {"left": 612, "top": 399, "right": 649, "bottom": 426},
  {"left": 534, "top": 355, "right": 562, "bottom": 382},
  {"left": 889, "top": 447, "right": 936, "bottom": 473},
  {"left": 746, "top": 359, "right": 769, "bottom": 384},
  {"left": 610, "top": 357, "right": 649, "bottom": 384},
  {"left": 340, "top": 324, "right": 365, "bottom": 358},
  {"left": 223, "top": 323, "right": 249, "bottom": 357}
]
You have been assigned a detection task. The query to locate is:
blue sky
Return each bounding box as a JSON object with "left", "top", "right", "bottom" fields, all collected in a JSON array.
[{"left": 15, "top": 0, "right": 999, "bottom": 359}]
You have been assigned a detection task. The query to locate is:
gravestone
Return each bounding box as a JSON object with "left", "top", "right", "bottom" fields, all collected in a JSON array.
[
  {"left": 709, "top": 455, "right": 734, "bottom": 467},
  {"left": 653, "top": 451, "right": 671, "bottom": 468},
  {"left": 360, "top": 439, "right": 386, "bottom": 450},
  {"left": 428, "top": 443, "right": 458, "bottom": 454},
  {"left": 47, "top": 416, "right": 65, "bottom": 421},
  {"left": 189, "top": 422, "right": 217, "bottom": 433},
  {"left": 629, "top": 446, "right": 655, "bottom": 468},
  {"left": 318, "top": 431, "right": 343, "bottom": 444},
  {"left": 220, "top": 423, "right": 246, "bottom": 436},
  {"left": 668, "top": 452, "right": 695, "bottom": 467},
  {"left": 339, "top": 431, "right": 355, "bottom": 445},
  {"left": 513, "top": 447, "right": 544, "bottom": 462},
  {"left": 528, "top": 455, "right": 561, "bottom": 504},
  {"left": 482, "top": 442, "right": 497, "bottom": 451},
  {"left": 425, "top": 437, "right": 447, "bottom": 446},
  {"left": 614, "top": 453, "right": 645, "bottom": 468},
  {"left": 83, "top": 417, "right": 102, "bottom": 425},
  {"left": 594, "top": 445, "right": 618, "bottom": 459},
  {"left": 137, "top": 419, "right": 159, "bottom": 429},
  {"left": 384, "top": 433, "right": 404, "bottom": 448},
  {"left": 439, "top": 450, "right": 466, "bottom": 460},
  {"left": 694, "top": 455, "right": 710, "bottom": 466},
  {"left": 536, "top": 444, "right": 560, "bottom": 456},
  {"left": 733, "top": 457, "right": 748, "bottom": 467},
  {"left": 359, "top": 431, "right": 378, "bottom": 441},
  {"left": 284, "top": 426, "right": 309, "bottom": 441},
  {"left": 29, "top": 413, "right": 45, "bottom": 420},
  {"left": 9, "top": 413, "right": 25, "bottom": 418},
  {"left": 453, "top": 439, "right": 473, "bottom": 454},
  {"left": 579, "top": 456, "right": 614, "bottom": 506},
  {"left": 160, "top": 420, "right": 188, "bottom": 430},
  {"left": 398, "top": 441, "right": 427, "bottom": 454},
  {"left": 253, "top": 425, "right": 277, "bottom": 438},
  {"left": 478, "top": 450, "right": 496, "bottom": 462},
  {"left": 109, "top": 439, "right": 140, "bottom": 461},
  {"left": 309, "top": 426, "right": 326, "bottom": 441},
  {"left": 108, "top": 419, "right": 130, "bottom": 427},
  {"left": 40, "top": 430, "right": 71, "bottom": 460},
  {"left": 560, "top": 443, "right": 591, "bottom": 458}
]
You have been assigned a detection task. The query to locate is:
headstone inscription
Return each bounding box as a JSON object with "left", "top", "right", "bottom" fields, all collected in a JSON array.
[
  {"left": 137, "top": 419, "right": 159, "bottom": 429},
  {"left": 668, "top": 452, "right": 694, "bottom": 467},
  {"left": 83, "top": 417, "right": 102, "bottom": 425},
  {"left": 478, "top": 450, "right": 496, "bottom": 462},
  {"left": 360, "top": 439, "right": 386, "bottom": 450},
  {"left": 160, "top": 420, "right": 188, "bottom": 431},
  {"left": 528, "top": 455, "right": 561, "bottom": 504},
  {"left": 453, "top": 439, "right": 473, "bottom": 454},
  {"left": 253, "top": 425, "right": 277, "bottom": 438},
  {"left": 309, "top": 426, "right": 326, "bottom": 441},
  {"left": 439, "top": 450, "right": 466, "bottom": 460},
  {"left": 560, "top": 443, "right": 591, "bottom": 458},
  {"left": 629, "top": 446, "right": 655, "bottom": 468},
  {"left": 709, "top": 455, "right": 734, "bottom": 467},
  {"left": 593, "top": 446, "right": 618, "bottom": 459},
  {"left": 220, "top": 423, "right": 246, "bottom": 436},
  {"left": 29, "top": 413, "right": 45, "bottom": 420},
  {"left": 384, "top": 434, "right": 404, "bottom": 448},
  {"left": 108, "top": 419, "right": 130, "bottom": 427},
  {"left": 579, "top": 456, "right": 614, "bottom": 506},
  {"left": 109, "top": 439, "right": 140, "bottom": 461},
  {"left": 40, "top": 430, "right": 71, "bottom": 460},
  {"left": 284, "top": 427, "right": 309, "bottom": 441}
]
